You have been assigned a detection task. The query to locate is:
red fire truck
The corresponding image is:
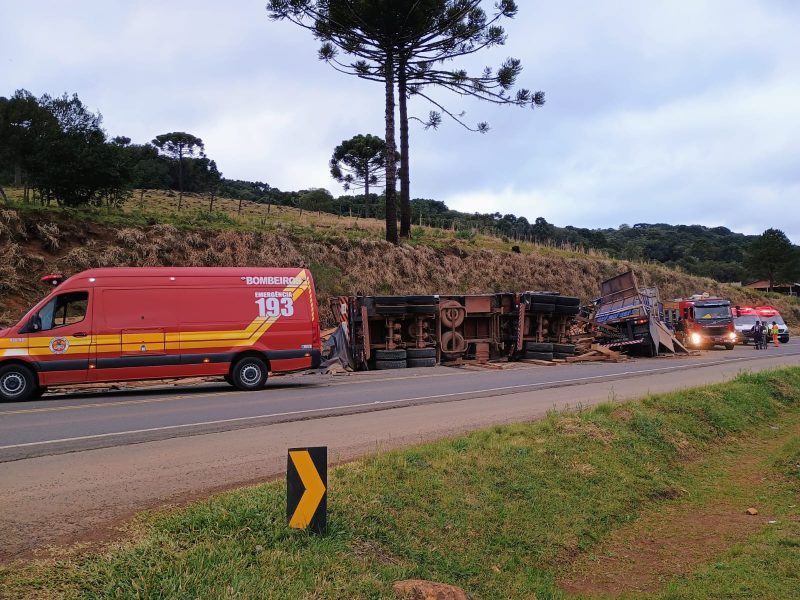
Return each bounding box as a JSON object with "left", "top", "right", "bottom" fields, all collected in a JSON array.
[
  {"left": 677, "top": 295, "right": 736, "bottom": 350},
  {"left": 0, "top": 267, "right": 321, "bottom": 402}
]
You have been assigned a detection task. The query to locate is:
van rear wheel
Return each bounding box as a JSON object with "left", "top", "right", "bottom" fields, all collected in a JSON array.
[
  {"left": 231, "top": 356, "right": 268, "bottom": 391},
  {"left": 0, "top": 364, "right": 36, "bottom": 402}
]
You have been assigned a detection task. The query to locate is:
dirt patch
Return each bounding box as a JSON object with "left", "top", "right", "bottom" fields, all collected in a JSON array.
[{"left": 559, "top": 422, "right": 800, "bottom": 596}]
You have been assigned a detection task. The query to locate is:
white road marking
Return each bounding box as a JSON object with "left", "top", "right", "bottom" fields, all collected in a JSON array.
[{"left": 2, "top": 352, "right": 797, "bottom": 451}]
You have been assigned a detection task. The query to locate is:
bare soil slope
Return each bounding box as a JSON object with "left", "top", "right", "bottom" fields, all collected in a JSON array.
[{"left": 2, "top": 208, "right": 798, "bottom": 328}]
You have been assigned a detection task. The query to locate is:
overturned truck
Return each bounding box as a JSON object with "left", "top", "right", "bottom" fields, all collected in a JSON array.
[
  {"left": 592, "top": 271, "right": 687, "bottom": 357},
  {"left": 330, "top": 292, "right": 582, "bottom": 370}
]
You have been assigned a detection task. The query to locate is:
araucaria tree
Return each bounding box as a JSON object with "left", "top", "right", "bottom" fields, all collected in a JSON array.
[
  {"left": 152, "top": 132, "right": 205, "bottom": 210},
  {"left": 745, "top": 228, "right": 800, "bottom": 290},
  {"left": 267, "top": 0, "right": 544, "bottom": 242},
  {"left": 330, "top": 134, "right": 393, "bottom": 218}
]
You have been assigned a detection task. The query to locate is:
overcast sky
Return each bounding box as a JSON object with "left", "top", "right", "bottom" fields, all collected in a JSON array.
[{"left": 2, "top": 1, "right": 798, "bottom": 241}]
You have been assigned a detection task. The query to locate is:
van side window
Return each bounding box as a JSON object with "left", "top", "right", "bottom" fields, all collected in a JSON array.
[{"left": 30, "top": 291, "right": 89, "bottom": 332}]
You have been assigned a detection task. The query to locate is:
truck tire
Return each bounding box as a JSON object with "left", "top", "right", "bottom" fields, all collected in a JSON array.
[
  {"left": 525, "top": 342, "right": 553, "bottom": 352},
  {"left": 230, "top": 356, "right": 269, "bottom": 391},
  {"left": 528, "top": 293, "right": 558, "bottom": 303},
  {"left": 374, "top": 296, "right": 407, "bottom": 306},
  {"left": 30, "top": 386, "right": 48, "bottom": 399},
  {"left": 407, "top": 357, "right": 436, "bottom": 368},
  {"left": 407, "top": 348, "right": 436, "bottom": 359},
  {"left": 530, "top": 303, "right": 555, "bottom": 313},
  {"left": 725, "top": 344, "right": 735, "bottom": 350},
  {"left": 375, "top": 359, "right": 407, "bottom": 370},
  {"left": 375, "top": 305, "right": 406, "bottom": 316},
  {"left": 375, "top": 349, "right": 407, "bottom": 361},
  {"left": 0, "top": 363, "right": 36, "bottom": 402},
  {"left": 407, "top": 304, "right": 436, "bottom": 314},
  {"left": 555, "top": 304, "right": 580, "bottom": 315},
  {"left": 553, "top": 343, "right": 576, "bottom": 354},
  {"left": 554, "top": 296, "right": 580, "bottom": 306},
  {"left": 553, "top": 352, "right": 573, "bottom": 360},
  {"left": 405, "top": 295, "right": 437, "bottom": 305},
  {"left": 524, "top": 351, "right": 554, "bottom": 361}
]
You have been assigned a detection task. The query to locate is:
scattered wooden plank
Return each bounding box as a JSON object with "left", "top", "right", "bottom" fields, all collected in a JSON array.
[{"left": 519, "top": 358, "right": 557, "bottom": 366}]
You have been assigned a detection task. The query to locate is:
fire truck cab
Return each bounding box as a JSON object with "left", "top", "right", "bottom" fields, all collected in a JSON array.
[{"left": 678, "top": 295, "right": 736, "bottom": 350}]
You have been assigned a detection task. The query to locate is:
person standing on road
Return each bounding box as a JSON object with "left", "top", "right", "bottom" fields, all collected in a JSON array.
[
  {"left": 771, "top": 321, "right": 780, "bottom": 347},
  {"left": 752, "top": 321, "right": 763, "bottom": 349}
]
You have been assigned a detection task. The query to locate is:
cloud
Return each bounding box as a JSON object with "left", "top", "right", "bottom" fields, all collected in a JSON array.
[{"left": 1, "top": 0, "right": 798, "bottom": 241}]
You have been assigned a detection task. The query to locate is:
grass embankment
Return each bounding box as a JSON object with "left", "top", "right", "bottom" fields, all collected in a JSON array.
[
  {"left": 2, "top": 205, "right": 798, "bottom": 330},
  {"left": 2, "top": 369, "right": 799, "bottom": 599}
]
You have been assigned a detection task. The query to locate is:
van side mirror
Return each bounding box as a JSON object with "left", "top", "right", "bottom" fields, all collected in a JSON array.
[{"left": 20, "top": 315, "right": 41, "bottom": 334}]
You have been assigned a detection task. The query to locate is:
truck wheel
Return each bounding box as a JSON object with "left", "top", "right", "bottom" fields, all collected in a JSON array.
[
  {"left": 30, "top": 386, "right": 48, "bottom": 400},
  {"left": 407, "top": 357, "right": 436, "bottom": 368},
  {"left": 375, "top": 359, "right": 407, "bottom": 370},
  {"left": 530, "top": 303, "right": 555, "bottom": 313},
  {"left": 375, "top": 349, "right": 407, "bottom": 361},
  {"left": 0, "top": 364, "right": 36, "bottom": 402},
  {"left": 553, "top": 343, "right": 576, "bottom": 354},
  {"left": 230, "top": 356, "right": 268, "bottom": 391},
  {"left": 524, "top": 351, "right": 554, "bottom": 361},
  {"left": 407, "top": 348, "right": 436, "bottom": 359},
  {"left": 554, "top": 296, "right": 581, "bottom": 307},
  {"left": 554, "top": 304, "right": 580, "bottom": 315},
  {"left": 525, "top": 342, "right": 553, "bottom": 352},
  {"left": 725, "top": 344, "right": 735, "bottom": 350}
]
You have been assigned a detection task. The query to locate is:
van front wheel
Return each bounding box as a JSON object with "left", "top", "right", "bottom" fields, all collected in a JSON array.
[
  {"left": 0, "top": 364, "right": 36, "bottom": 402},
  {"left": 231, "top": 356, "right": 268, "bottom": 391}
]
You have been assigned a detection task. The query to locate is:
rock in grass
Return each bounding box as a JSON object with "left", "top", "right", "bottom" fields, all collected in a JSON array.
[
  {"left": 393, "top": 579, "right": 470, "bottom": 600},
  {"left": 746, "top": 507, "right": 759, "bottom": 515}
]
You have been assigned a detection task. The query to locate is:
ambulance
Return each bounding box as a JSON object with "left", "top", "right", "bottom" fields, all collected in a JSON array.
[
  {"left": 755, "top": 307, "right": 790, "bottom": 344},
  {"left": 0, "top": 267, "right": 321, "bottom": 402}
]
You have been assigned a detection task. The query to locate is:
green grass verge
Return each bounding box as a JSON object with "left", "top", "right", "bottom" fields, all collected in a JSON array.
[{"left": 2, "top": 369, "right": 800, "bottom": 599}]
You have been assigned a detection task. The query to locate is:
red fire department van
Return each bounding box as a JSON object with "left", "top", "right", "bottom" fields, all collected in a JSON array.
[{"left": 0, "top": 267, "right": 321, "bottom": 402}]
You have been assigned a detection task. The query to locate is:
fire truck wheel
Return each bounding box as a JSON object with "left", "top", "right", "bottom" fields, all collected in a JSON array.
[
  {"left": 230, "top": 356, "right": 269, "bottom": 391},
  {"left": 725, "top": 344, "right": 735, "bottom": 350},
  {"left": 0, "top": 364, "right": 36, "bottom": 402},
  {"left": 407, "top": 357, "right": 436, "bottom": 368},
  {"left": 525, "top": 342, "right": 553, "bottom": 352},
  {"left": 530, "top": 303, "right": 555, "bottom": 313},
  {"left": 375, "top": 349, "right": 407, "bottom": 361},
  {"left": 524, "top": 351, "right": 554, "bottom": 361},
  {"left": 553, "top": 343, "right": 576, "bottom": 354},
  {"left": 375, "top": 359, "right": 407, "bottom": 370},
  {"left": 407, "top": 347, "right": 436, "bottom": 359}
]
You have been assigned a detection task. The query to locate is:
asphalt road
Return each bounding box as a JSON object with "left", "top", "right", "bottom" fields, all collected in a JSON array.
[
  {"left": 1, "top": 342, "right": 799, "bottom": 561},
  {"left": 2, "top": 342, "right": 800, "bottom": 462}
]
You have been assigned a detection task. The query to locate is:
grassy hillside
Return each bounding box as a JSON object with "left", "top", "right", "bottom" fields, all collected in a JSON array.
[{"left": 2, "top": 200, "right": 798, "bottom": 329}]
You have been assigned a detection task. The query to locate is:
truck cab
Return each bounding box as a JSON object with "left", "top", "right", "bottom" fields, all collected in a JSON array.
[{"left": 679, "top": 297, "right": 736, "bottom": 350}]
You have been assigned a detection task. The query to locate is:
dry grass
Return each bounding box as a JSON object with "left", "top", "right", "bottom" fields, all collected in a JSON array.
[{"left": 3, "top": 207, "right": 799, "bottom": 331}]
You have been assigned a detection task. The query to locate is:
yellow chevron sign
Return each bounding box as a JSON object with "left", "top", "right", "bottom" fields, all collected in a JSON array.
[{"left": 287, "top": 447, "right": 327, "bottom": 534}]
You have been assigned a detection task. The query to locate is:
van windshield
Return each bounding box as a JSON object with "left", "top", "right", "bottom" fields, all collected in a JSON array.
[{"left": 734, "top": 315, "right": 758, "bottom": 326}]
